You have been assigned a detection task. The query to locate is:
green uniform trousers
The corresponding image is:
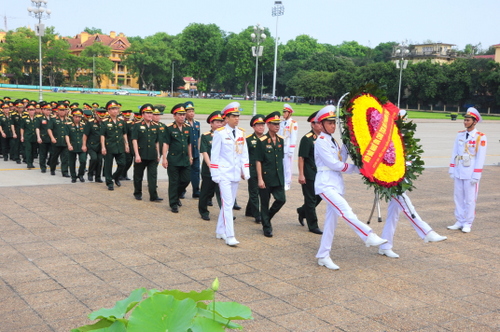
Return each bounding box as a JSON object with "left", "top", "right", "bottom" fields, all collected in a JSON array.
[
  {"left": 87, "top": 146, "right": 103, "bottom": 180},
  {"left": 103, "top": 152, "right": 125, "bottom": 186},
  {"left": 69, "top": 151, "right": 87, "bottom": 179},
  {"left": 49, "top": 146, "right": 69, "bottom": 176},
  {"left": 38, "top": 142, "right": 51, "bottom": 171},
  {"left": 24, "top": 141, "right": 38, "bottom": 167},
  {"left": 198, "top": 175, "right": 221, "bottom": 218},
  {"left": 167, "top": 165, "right": 190, "bottom": 208},
  {"left": 133, "top": 159, "right": 159, "bottom": 200},
  {"left": 245, "top": 176, "right": 261, "bottom": 220},
  {"left": 297, "top": 179, "right": 322, "bottom": 230},
  {"left": 259, "top": 185, "right": 286, "bottom": 234}
]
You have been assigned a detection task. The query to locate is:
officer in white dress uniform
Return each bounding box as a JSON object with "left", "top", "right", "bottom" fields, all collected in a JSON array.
[
  {"left": 278, "top": 104, "right": 298, "bottom": 190},
  {"left": 447, "top": 107, "right": 487, "bottom": 233},
  {"left": 314, "top": 105, "right": 387, "bottom": 270},
  {"left": 210, "top": 102, "right": 250, "bottom": 246},
  {"left": 379, "top": 110, "right": 447, "bottom": 258}
]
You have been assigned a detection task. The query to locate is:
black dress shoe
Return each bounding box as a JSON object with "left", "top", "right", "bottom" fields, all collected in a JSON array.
[
  {"left": 63, "top": 174, "right": 70, "bottom": 178},
  {"left": 233, "top": 204, "right": 241, "bottom": 210},
  {"left": 192, "top": 193, "right": 200, "bottom": 198},
  {"left": 207, "top": 200, "right": 213, "bottom": 206},
  {"left": 88, "top": 175, "right": 94, "bottom": 182},
  {"left": 71, "top": 178, "right": 77, "bottom": 183},
  {"left": 41, "top": 169, "right": 46, "bottom": 173},
  {"left": 123, "top": 177, "right": 131, "bottom": 181},
  {"left": 150, "top": 197, "right": 163, "bottom": 202},
  {"left": 108, "top": 185, "right": 114, "bottom": 191},
  {"left": 114, "top": 179, "right": 121, "bottom": 187},
  {"left": 134, "top": 195, "right": 142, "bottom": 200},
  {"left": 309, "top": 228, "right": 323, "bottom": 235},
  {"left": 201, "top": 215, "right": 210, "bottom": 221},
  {"left": 171, "top": 206, "right": 179, "bottom": 213},
  {"left": 255, "top": 216, "right": 262, "bottom": 224},
  {"left": 79, "top": 176, "right": 85, "bottom": 182},
  {"left": 95, "top": 178, "right": 103, "bottom": 183},
  {"left": 179, "top": 192, "right": 185, "bottom": 199},
  {"left": 264, "top": 231, "right": 273, "bottom": 238},
  {"left": 177, "top": 200, "right": 182, "bottom": 207},
  {"left": 297, "top": 208, "right": 305, "bottom": 226},
  {"left": 50, "top": 171, "right": 55, "bottom": 175},
  {"left": 16, "top": 160, "right": 21, "bottom": 164}
]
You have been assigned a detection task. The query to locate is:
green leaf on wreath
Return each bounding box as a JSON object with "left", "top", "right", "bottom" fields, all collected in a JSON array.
[
  {"left": 89, "top": 288, "right": 147, "bottom": 321},
  {"left": 207, "top": 301, "right": 253, "bottom": 320}
]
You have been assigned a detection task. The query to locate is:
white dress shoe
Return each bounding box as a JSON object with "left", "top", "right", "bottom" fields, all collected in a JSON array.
[
  {"left": 318, "top": 256, "right": 340, "bottom": 270},
  {"left": 365, "top": 232, "right": 388, "bottom": 247},
  {"left": 424, "top": 231, "right": 448, "bottom": 243},
  {"left": 378, "top": 248, "right": 400, "bottom": 258},
  {"left": 225, "top": 237, "right": 239, "bottom": 246},
  {"left": 461, "top": 226, "right": 471, "bottom": 233},
  {"left": 216, "top": 233, "right": 227, "bottom": 240},
  {"left": 447, "top": 223, "right": 462, "bottom": 230}
]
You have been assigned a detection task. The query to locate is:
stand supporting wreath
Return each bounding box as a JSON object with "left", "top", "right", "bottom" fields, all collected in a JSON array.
[{"left": 340, "top": 84, "right": 425, "bottom": 201}]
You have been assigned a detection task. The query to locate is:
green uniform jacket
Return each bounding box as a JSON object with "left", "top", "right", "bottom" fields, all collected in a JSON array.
[
  {"left": 131, "top": 120, "right": 159, "bottom": 160},
  {"left": 246, "top": 132, "right": 261, "bottom": 178},
  {"left": 48, "top": 117, "right": 69, "bottom": 147},
  {"left": 35, "top": 116, "right": 52, "bottom": 143},
  {"left": 0, "top": 114, "right": 14, "bottom": 137},
  {"left": 11, "top": 112, "right": 22, "bottom": 135},
  {"left": 155, "top": 121, "right": 167, "bottom": 150},
  {"left": 199, "top": 130, "right": 213, "bottom": 177},
  {"left": 100, "top": 118, "right": 127, "bottom": 154},
  {"left": 66, "top": 122, "right": 85, "bottom": 153},
  {"left": 84, "top": 119, "right": 102, "bottom": 150},
  {"left": 298, "top": 130, "right": 318, "bottom": 181},
  {"left": 255, "top": 133, "right": 285, "bottom": 187},
  {"left": 164, "top": 122, "right": 191, "bottom": 167},
  {"left": 20, "top": 115, "right": 39, "bottom": 143}
]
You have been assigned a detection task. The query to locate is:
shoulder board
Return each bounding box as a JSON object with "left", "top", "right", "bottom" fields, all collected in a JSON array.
[
  {"left": 22, "top": 115, "right": 28, "bottom": 118},
  {"left": 216, "top": 127, "right": 225, "bottom": 131},
  {"left": 203, "top": 131, "right": 211, "bottom": 135},
  {"left": 35, "top": 114, "right": 42, "bottom": 118},
  {"left": 477, "top": 132, "right": 484, "bottom": 136},
  {"left": 305, "top": 132, "right": 313, "bottom": 138},
  {"left": 277, "top": 134, "right": 284, "bottom": 139},
  {"left": 184, "top": 122, "right": 191, "bottom": 127},
  {"left": 127, "top": 120, "right": 133, "bottom": 124},
  {"left": 291, "top": 120, "right": 297, "bottom": 123},
  {"left": 238, "top": 127, "right": 245, "bottom": 131},
  {"left": 246, "top": 134, "right": 253, "bottom": 139},
  {"left": 102, "top": 118, "right": 110, "bottom": 122},
  {"left": 458, "top": 130, "right": 465, "bottom": 133},
  {"left": 167, "top": 123, "right": 174, "bottom": 127},
  {"left": 259, "top": 135, "right": 268, "bottom": 141}
]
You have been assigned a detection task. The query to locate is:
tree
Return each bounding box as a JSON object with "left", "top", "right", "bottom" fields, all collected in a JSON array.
[
  {"left": 372, "top": 42, "right": 398, "bottom": 62},
  {"left": 404, "top": 61, "right": 445, "bottom": 106},
  {"left": 282, "top": 35, "right": 325, "bottom": 61},
  {"left": 80, "top": 42, "right": 113, "bottom": 88},
  {"left": 0, "top": 27, "right": 39, "bottom": 84},
  {"left": 123, "top": 33, "right": 183, "bottom": 91},
  {"left": 84, "top": 27, "right": 103, "bottom": 35},
  {"left": 42, "top": 27, "right": 71, "bottom": 86},
  {"left": 176, "top": 23, "right": 226, "bottom": 92},
  {"left": 288, "top": 70, "right": 333, "bottom": 100}
]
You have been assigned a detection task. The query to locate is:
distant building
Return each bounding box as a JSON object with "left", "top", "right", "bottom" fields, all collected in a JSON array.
[
  {"left": 65, "top": 31, "right": 139, "bottom": 89},
  {"left": 392, "top": 43, "right": 462, "bottom": 64},
  {"left": 493, "top": 44, "right": 500, "bottom": 63},
  {"left": 182, "top": 76, "right": 198, "bottom": 94}
]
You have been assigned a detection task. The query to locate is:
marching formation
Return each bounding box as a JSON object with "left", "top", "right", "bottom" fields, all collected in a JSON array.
[{"left": 0, "top": 96, "right": 487, "bottom": 270}]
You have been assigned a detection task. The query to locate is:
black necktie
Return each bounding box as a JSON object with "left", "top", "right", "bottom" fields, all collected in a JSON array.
[
  {"left": 232, "top": 129, "right": 235, "bottom": 138},
  {"left": 466, "top": 133, "right": 469, "bottom": 139}
]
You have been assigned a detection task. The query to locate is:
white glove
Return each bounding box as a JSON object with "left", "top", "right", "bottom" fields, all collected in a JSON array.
[
  {"left": 449, "top": 174, "right": 454, "bottom": 179},
  {"left": 470, "top": 179, "right": 479, "bottom": 185}
]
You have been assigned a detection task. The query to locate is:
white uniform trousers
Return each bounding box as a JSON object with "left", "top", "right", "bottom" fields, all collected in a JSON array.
[
  {"left": 216, "top": 180, "right": 239, "bottom": 237},
  {"left": 316, "top": 188, "right": 373, "bottom": 259},
  {"left": 283, "top": 154, "right": 293, "bottom": 190},
  {"left": 379, "top": 194, "right": 432, "bottom": 250},
  {"left": 454, "top": 178, "right": 479, "bottom": 228}
]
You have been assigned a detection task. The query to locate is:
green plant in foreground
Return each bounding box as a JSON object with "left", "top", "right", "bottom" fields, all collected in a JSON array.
[{"left": 72, "top": 278, "right": 253, "bottom": 332}]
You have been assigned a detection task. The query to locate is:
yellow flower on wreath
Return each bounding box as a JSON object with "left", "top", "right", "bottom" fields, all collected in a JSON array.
[{"left": 350, "top": 94, "right": 406, "bottom": 186}]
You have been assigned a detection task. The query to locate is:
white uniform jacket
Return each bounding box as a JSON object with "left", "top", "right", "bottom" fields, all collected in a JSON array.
[
  {"left": 210, "top": 124, "right": 250, "bottom": 183},
  {"left": 314, "top": 132, "right": 357, "bottom": 195},
  {"left": 279, "top": 117, "right": 298, "bottom": 155},
  {"left": 449, "top": 129, "right": 487, "bottom": 181}
]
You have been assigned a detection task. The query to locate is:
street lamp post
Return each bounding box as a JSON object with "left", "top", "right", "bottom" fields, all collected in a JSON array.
[
  {"left": 394, "top": 42, "right": 409, "bottom": 108},
  {"left": 27, "top": 0, "right": 51, "bottom": 102},
  {"left": 170, "top": 61, "right": 175, "bottom": 97},
  {"left": 251, "top": 24, "right": 266, "bottom": 116},
  {"left": 271, "top": 1, "right": 284, "bottom": 100}
]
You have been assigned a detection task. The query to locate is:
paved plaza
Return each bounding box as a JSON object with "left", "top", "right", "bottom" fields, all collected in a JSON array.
[{"left": 0, "top": 118, "right": 499, "bottom": 331}]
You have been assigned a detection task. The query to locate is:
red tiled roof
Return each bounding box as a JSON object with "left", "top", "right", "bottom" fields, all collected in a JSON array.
[
  {"left": 474, "top": 55, "right": 495, "bottom": 59},
  {"left": 65, "top": 32, "right": 130, "bottom": 52},
  {"left": 183, "top": 77, "right": 197, "bottom": 83}
]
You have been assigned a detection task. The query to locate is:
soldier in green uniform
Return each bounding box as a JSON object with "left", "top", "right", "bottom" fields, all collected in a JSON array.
[
  {"left": 83, "top": 108, "right": 106, "bottom": 183},
  {"left": 0, "top": 102, "right": 15, "bottom": 161},
  {"left": 244, "top": 114, "right": 266, "bottom": 223},
  {"left": 19, "top": 104, "right": 39, "bottom": 169},
  {"left": 65, "top": 109, "right": 87, "bottom": 183},
  {"left": 132, "top": 104, "right": 161, "bottom": 202},
  {"left": 297, "top": 111, "right": 323, "bottom": 234},
  {"left": 11, "top": 100, "right": 25, "bottom": 164},
  {"left": 256, "top": 111, "right": 286, "bottom": 237},
  {"left": 35, "top": 102, "right": 52, "bottom": 173},
  {"left": 161, "top": 103, "right": 192, "bottom": 213},
  {"left": 100, "top": 100, "right": 129, "bottom": 191},
  {"left": 198, "top": 111, "right": 223, "bottom": 220},
  {"left": 120, "top": 109, "right": 134, "bottom": 181},
  {"left": 153, "top": 108, "right": 166, "bottom": 159},
  {"left": 48, "top": 103, "right": 70, "bottom": 177}
]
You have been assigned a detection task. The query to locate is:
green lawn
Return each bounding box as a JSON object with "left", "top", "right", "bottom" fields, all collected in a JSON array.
[{"left": 2, "top": 89, "right": 499, "bottom": 120}]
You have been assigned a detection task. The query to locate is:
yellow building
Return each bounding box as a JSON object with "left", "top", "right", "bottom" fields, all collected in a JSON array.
[
  {"left": 0, "top": 31, "right": 8, "bottom": 84},
  {"left": 494, "top": 44, "right": 500, "bottom": 63},
  {"left": 66, "top": 31, "right": 139, "bottom": 89},
  {"left": 392, "top": 43, "right": 461, "bottom": 64}
]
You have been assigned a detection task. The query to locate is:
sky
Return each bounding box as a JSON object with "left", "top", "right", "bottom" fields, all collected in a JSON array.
[{"left": 2, "top": 0, "right": 499, "bottom": 51}]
